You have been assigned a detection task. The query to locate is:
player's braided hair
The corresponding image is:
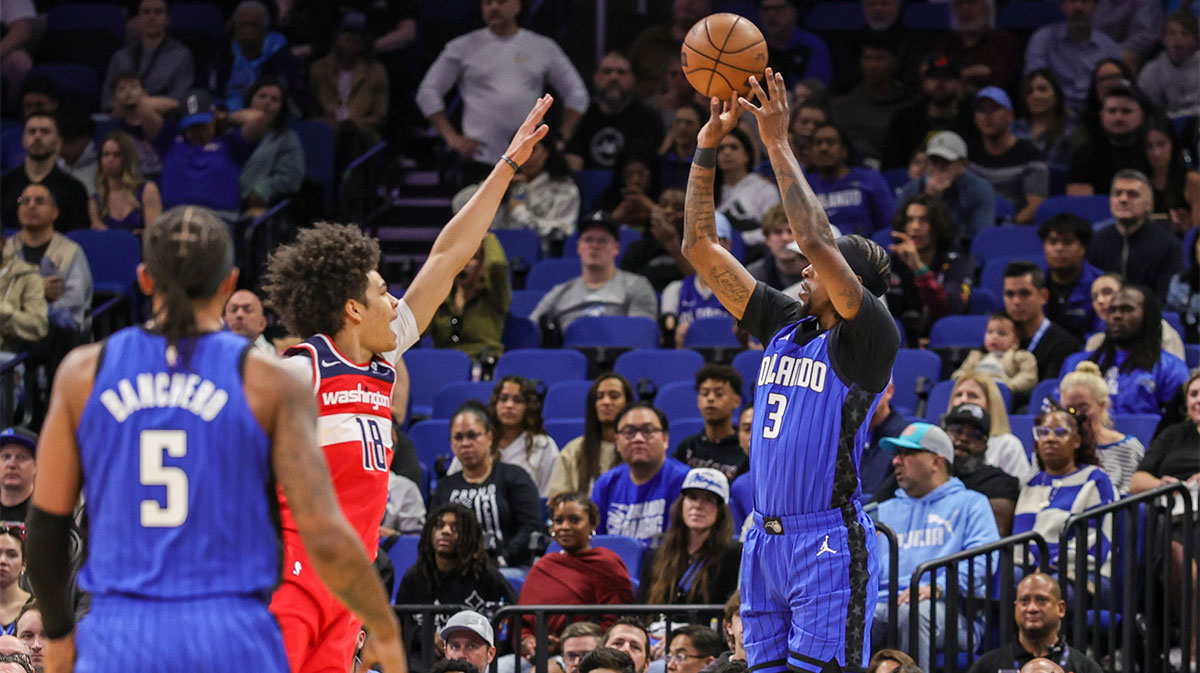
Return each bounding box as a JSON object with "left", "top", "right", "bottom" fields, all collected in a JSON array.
[
  {"left": 142, "top": 206, "right": 233, "bottom": 351},
  {"left": 263, "top": 222, "right": 380, "bottom": 338},
  {"left": 844, "top": 233, "right": 891, "bottom": 290},
  {"left": 415, "top": 503, "right": 493, "bottom": 587}
]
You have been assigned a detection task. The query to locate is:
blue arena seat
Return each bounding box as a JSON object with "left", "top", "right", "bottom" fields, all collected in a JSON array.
[
  {"left": 682, "top": 316, "right": 741, "bottom": 349},
  {"left": 543, "top": 418, "right": 585, "bottom": 449},
  {"left": 1008, "top": 414, "right": 1036, "bottom": 459},
  {"left": 1033, "top": 195, "right": 1112, "bottom": 226},
  {"left": 39, "top": 5, "right": 124, "bottom": 66},
  {"left": 549, "top": 535, "right": 645, "bottom": 583},
  {"left": 492, "top": 228, "right": 542, "bottom": 269},
  {"left": 407, "top": 419, "right": 452, "bottom": 472},
  {"left": 891, "top": 348, "right": 942, "bottom": 415},
  {"left": 575, "top": 169, "right": 613, "bottom": 212},
  {"left": 509, "top": 289, "right": 546, "bottom": 319},
  {"left": 614, "top": 349, "right": 705, "bottom": 391},
  {"left": 289, "top": 120, "right": 337, "bottom": 213},
  {"left": 1187, "top": 344, "right": 1200, "bottom": 368},
  {"left": 969, "top": 226, "right": 1043, "bottom": 264},
  {"left": 501, "top": 315, "right": 541, "bottom": 351},
  {"left": 805, "top": 1, "right": 866, "bottom": 31},
  {"left": 1112, "top": 414, "right": 1161, "bottom": 449},
  {"left": 28, "top": 64, "right": 101, "bottom": 111},
  {"left": 1183, "top": 227, "right": 1199, "bottom": 267},
  {"left": 525, "top": 258, "right": 580, "bottom": 291},
  {"left": 924, "top": 378, "right": 1012, "bottom": 422},
  {"left": 403, "top": 349, "right": 471, "bottom": 419},
  {"left": 67, "top": 229, "right": 141, "bottom": 320},
  {"left": 994, "top": 195, "right": 1015, "bottom": 224},
  {"left": 928, "top": 315, "right": 990, "bottom": 350},
  {"left": 997, "top": 0, "right": 1064, "bottom": 29},
  {"left": 968, "top": 288, "right": 1001, "bottom": 314},
  {"left": 1163, "top": 311, "right": 1185, "bottom": 339},
  {"left": 1029, "top": 378, "right": 1060, "bottom": 411},
  {"left": 382, "top": 535, "right": 420, "bottom": 600},
  {"left": 495, "top": 348, "right": 589, "bottom": 385},
  {"left": 655, "top": 380, "right": 701, "bottom": 420},
  {"left": 563, "top": 316, "right": 659, "bottom": 350},
  {"left": 732, "top": 350, "right": 764, "bottom": 402},
  {"left": 980, "top": 253, "right": 1048, "bottom": 299},
  {"left": 669, "top": 417, "right": 705, "bottom": 454},
  {"left": 431, "top": 382, "right": 495, "bottom": 419},
  {"left": 543, "top": 380, "right": 593, "bottom": 420}
]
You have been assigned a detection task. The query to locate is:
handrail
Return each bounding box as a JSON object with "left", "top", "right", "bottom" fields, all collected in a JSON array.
[
  {"left": 392, "top": 603, "right": 470, "bottom": 673},
  {"left": 0, "top": 352, "right": 30, "bottom": 426},
  {"left": 343, "top": 141, "right": 388, "bottom": 177},
  {"left": 490, "top": 603, "right": 725, "bottom": 673},
  {"left": 876, "top": 521, "right": 900, "bottom": 649},
  {"left": 1058, "top": 483, "right": 1197, "bottom": 673},
  {"left": 906, "top": 531, "right": 1049, "bottom": 671}
]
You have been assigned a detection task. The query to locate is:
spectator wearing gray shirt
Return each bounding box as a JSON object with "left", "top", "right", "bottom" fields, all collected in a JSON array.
[
  {"left": 101, "top": 0, "right": 194, "bottom": 111},
  {"left": 1092, "top": 0, "right": 1164, "bottom": 70},
  {"left": 1024, "top": 0, "right": 1122, "bottom": 114},
  {"left": 530, "top": 212, "right": 658, "bottom": 331},
  {"left": 968, "top": 87, "right": 1049, "bottom": 225}
]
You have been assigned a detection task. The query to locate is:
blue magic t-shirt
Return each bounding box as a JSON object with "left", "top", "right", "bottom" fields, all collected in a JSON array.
[
  {"left": 160, "top": 129, "right": 256, "bottom": 212},
  {"left": 592, "top": 458, "right": 690, "bottom": 548},
  {"left": 809, "top": 167, "right": 897, "bottom": 237}
]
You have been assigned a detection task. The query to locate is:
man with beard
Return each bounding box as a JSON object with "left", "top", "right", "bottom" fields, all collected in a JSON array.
[
  {"left": 1024, "top": 0, "right": 1121, "bottom": 113},
  {"left": 1066, "top": 84, "right": 1154, "bottom": 196},
  {"left": 394, "top": 504, "right": 516, "bottom": 668},
  {"left": 805, "top": 122, "right": 896, "bottom": 236},
  {"left": 566, "top": 52, "right": 663, "bottom": 171},
  {"left": 1087, "top": 170, "right": 1182, "bottom": 300},
  {"left": 941, "top": 404, "right": 1018, "bottom": 536},
  {"left": 0, "top": 114, "right": 88, "bottom": 230},
  {"left": 1061, "top": 285, "right": 1189, "bottom": 415},
  {"left": 967, "top": 573, "right": 1103, "bottom": 673},
  {"left": 882, "top": 56, "right": 976, "bottom": 170}
]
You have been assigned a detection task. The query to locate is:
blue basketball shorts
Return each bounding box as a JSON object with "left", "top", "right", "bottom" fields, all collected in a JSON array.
[
  {"left": 739, "top": 502, "right": 878, "bottom": 673},
  {"left": 76, "top": 594, "right": 289, "bottom": 673}
]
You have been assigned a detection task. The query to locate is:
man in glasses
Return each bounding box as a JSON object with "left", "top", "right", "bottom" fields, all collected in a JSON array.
[
  {"left": 591, "top": 402, "right": 689, "bottom": 548},
  {"left": 664, "top": 625, "right": 721, "bottom": 673},
  {"left": 943, "top": 403, "right": 1019, "bottom": 535},
  {"left": 874, "top": 421, "right": 1001, "bottom": 669}
]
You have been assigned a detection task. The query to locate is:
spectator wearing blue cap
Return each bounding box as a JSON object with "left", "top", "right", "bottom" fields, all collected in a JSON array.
[
  {"left": 157, "top": 89, "right": 269, "bottom": 216},
  {"left": 0, "top": 427, "right": 37, "bottom": 523},
  {"left": 969, "top": 87, "right": 1050, "bottom": 225}
]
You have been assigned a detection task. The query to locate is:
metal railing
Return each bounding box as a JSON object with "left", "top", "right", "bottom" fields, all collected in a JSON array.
[
  {"left": 876, "top": 521, "right": 900, "bottom": 648},
  {"left": 1059, "top": 483, "right": 1197, "bottom": 673},
  {"left": 0, "top": 352, "right": 33, "bottom": 427},
  {"left": 393, "top": 603, "right": 470, "bottom": 673},
  {"left": 903, "top": 531, "right": 1050, "bottom": 671}
]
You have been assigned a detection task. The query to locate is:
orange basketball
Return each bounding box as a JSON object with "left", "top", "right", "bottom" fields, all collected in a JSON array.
[{"left": 680, "top": 13, "right": 768, "bottom": 101}]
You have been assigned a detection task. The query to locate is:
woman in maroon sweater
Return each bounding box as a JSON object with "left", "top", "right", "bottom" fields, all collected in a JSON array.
[{"left": 518, "top": 492, "right": 634, "bottom": 658}]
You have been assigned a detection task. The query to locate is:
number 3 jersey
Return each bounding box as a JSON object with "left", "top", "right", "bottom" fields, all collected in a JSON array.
[
  {"left": 76, "top": 328, "right": 278, "bottom": 599},
  {"left": 277, "top": 334, "right": 396, "bottom": 559},
  {"left": 739, "top": 282, "right": 900, "bottom": 516}
]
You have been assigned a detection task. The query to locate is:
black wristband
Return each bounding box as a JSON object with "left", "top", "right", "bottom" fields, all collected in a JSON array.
[
  {"left": 25, "top": 505, "right": 77, "bottom": 639},
  {"left": 693, "top": 147, "right": 717, "bottom": 168}
]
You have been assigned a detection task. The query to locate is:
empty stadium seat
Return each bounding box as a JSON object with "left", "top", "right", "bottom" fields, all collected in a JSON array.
[
  {"left": 509, "top": 289, "right": 546, "bottom": 319},
  {"left": 501, "top": 315, "right": 541, "bottom": 350},
  {"left": 525, "top": 258, "right": 580, "bottom": 291},
  {"left": 563, "top": 316, "right": 659, "bottom": 350},
  {"left": 902, "top": 2, "right": 951, "bottom": 29},
  {"left": 1033, "top": 195, "right": 1112, "bottom": 226},
  {"left": 575, "top": 169, "right": 613, "bottom": 212},
  {"left": 28, "top": 64, "right": 101, "bottom": 111},
  {"left": 928, "top": 315, "right": 990, "bottom": 350},
  {"left": 1187, "top": 344, "right": 1200, "bottom": 368},
  {"left": 655, "top": 380, "right": 701, "bottom": 420},
  {"left": 980, "top": 253, "right": 1048, "bottom": 299},
  {"left": 805, "top": 1, "right": 866, "bottom": 31},
  {"left": 492, "top": 228, "right": 542, "bottom": 269},
  {"left": 432, "top": 381, "right": 495, "bottom": 419},
  {"left": 1028, "top": 378, "right": 1060, "bottom": 411},
  {"left": 495, "top": 348, "right": 589, "bottom": 385},
  {"left": 407, "top": 418, "right": 452, "bottom": 472},
  {"left": 67, "top": 229, "right": 141, "bottom": 320},
  {"left": 614, "top": 349, "right": 705, "bottom": 391},
  {"left": 731, "top": 350, "right": 764, "bottom": 402},
  {"left": 403, "top": 349, "right": 472, "bottom": 419},
  {"left": 382, "top": 535, "right": 420, "bottom": 600},
  {"left": 891, "top": 349, "right": 942, "bottom": 415},
  {"left": 1112, "top": 414, "right": 1160, "bottom": 449},
  {"left": 542, "top": 380, "right": 593, "bottom": 420},
  {"left": 682, "top": 316, "right": 741, "bottom": 349},
  {"left": 669, "top": 417, "right": 705, "bottom": 454},
  {"left": 969, "top": 226, "right": 1043, "bottom": 263},
  {"left": 1008, "top": 414, "right": 1036, "bottom": 459},
  {"left": 289, "top": 120, "right": 336, "bottom": 213},
  {"left": 543, "top": 418, "right": 585, "bottom": 449}
]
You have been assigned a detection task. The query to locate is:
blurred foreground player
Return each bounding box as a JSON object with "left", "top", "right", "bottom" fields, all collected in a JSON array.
[
  {"left": 682, "top": 68, "right": 900, "bottom": 672},
  {"left": 24, "top": 206, "right": 404, "bottom": 673},
  {"left": 262, "top": 95, "right": 553, "bottom": 673}
]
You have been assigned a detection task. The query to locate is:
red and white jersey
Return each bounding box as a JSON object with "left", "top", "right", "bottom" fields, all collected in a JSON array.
[{"left": 277, "top": 334, "right": 396, "bottom": 558}]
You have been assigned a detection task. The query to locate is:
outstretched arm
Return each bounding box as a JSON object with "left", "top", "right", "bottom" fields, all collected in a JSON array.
[
  {"left": 402, "top": 95, "right": 553, "bottom": 332},
  {"left": 681, "top": 96, "right": 756, "bottom": 320},
  {"left": 739, "top": 70, "right": 864, "bottom": 321}
]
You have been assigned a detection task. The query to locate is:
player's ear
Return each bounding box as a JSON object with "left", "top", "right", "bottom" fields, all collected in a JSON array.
[{"left": 136, "top": 263, "right": 154, "bottom": 296}]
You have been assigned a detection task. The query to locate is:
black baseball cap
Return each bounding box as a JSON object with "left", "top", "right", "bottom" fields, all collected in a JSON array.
[
  {"left": 942, "top": 403, "right": 991, "bottom": 437},
  {"left": 577, "top": 211, "right": 620, "bottom": 240}
]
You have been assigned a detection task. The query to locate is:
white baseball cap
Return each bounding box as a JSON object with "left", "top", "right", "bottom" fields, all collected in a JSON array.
[
  {"left": 440, "top": 610, "right": 494, "bottom": 647},
  {"left": 681, "top": 467, "right": 730, "bottom": 503},
  {"left": 925, "top": 131, "right": 968, "bottom": 162}
]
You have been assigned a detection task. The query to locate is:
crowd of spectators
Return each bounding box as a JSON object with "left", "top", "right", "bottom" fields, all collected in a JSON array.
[{"left": 1, "top": 0, "right": 1199, "bottom": 670}]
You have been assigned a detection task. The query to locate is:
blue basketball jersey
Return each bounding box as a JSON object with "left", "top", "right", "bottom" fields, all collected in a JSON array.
[
  {"left": 76, "top": 328, "right": 280, "bottom": 600},
  {"left": 741, "top": 283, "right": 900, "bottom": 517}
]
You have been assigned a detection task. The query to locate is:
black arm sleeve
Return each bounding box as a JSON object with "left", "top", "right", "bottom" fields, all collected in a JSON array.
[
  {"left": 502, "top": 466, "right": 544, "bottom": 567},
  {"left": 737, "top": 282, "right": 807, "bottom": 346},
  {"left": 25, "top": 505, "right": 77, "bottom": 639},
  {"left": 828, "top": 290, "right": 901, "bottom": 393}
]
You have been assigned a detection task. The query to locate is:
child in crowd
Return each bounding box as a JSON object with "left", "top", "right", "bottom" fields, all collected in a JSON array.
[{"left": 952, "top": 313, "right": 1038, "bottom": 396}]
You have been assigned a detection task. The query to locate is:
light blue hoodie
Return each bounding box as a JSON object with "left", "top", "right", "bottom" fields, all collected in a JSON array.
[{"left": 874, "top": 477, "right": 1000, "bottom": 600}]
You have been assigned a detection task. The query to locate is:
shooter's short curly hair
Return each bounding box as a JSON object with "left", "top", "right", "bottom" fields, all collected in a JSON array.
[{"left": 263, "top": 222, "right": 380, "bottom": 338}]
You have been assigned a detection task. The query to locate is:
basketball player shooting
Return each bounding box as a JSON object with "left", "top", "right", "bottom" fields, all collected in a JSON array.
[{"left": 680, "top": 68, "right": 900, "bottom": 672}]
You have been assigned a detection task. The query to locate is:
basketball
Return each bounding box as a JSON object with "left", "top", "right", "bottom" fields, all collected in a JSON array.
[{"left": 681, "top": 13, "right": 768, "bottom": 101}]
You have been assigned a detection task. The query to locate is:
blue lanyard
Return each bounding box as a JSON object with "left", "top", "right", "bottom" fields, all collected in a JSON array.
[
  {"left": 676, "top": 557, "right": 706, "bottom": 596},
  {"left": 1027, "top": 318, "right": 1052, "bottom": 353}
]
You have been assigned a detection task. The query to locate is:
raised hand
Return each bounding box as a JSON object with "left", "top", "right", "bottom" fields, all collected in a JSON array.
[
  {"left": 737, "top": 68, "right": 789, "bottom": 146},
  {"left": 502, "top": 94, "right": 554, "bottom": 166},
  {"left": 697, "top": 93, "right": 740, "bottom": 149}
]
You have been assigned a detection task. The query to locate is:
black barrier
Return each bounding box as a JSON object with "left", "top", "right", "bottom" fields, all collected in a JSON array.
[
  {"left": 877, "top": 521, "right": 900, "bottom": 649},
  {"left": 393, "top": 603, "right": 470, "bottom": 673},
  {"left": 905, "top": 531, "right": 1050, "bottom": 671},
  {"left": 490, "top": 603, "right": 725, "bottom": 673},
  {"left": 0, "top": 352, "right": 32, "bottom": 427},
  {"left": 1058, "top": 483, "right": 1197, "bottom": 673}
]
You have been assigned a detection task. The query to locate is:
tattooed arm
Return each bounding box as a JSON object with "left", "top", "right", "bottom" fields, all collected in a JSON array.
[
  {"left": 681, "top": 96, "right": 757, "bottom": 321},
  {"left": 738, "top": 70, "right": 864, "bottom": 321}
]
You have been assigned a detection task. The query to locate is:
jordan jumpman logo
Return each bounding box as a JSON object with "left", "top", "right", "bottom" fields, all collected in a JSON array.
[{"left": 816, "top": 534, "right": 837, "bottom": 557}]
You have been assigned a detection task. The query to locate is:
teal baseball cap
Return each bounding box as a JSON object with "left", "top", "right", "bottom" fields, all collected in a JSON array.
[{"left": 879, "top": 422, "right": 954, "bottom": 464}]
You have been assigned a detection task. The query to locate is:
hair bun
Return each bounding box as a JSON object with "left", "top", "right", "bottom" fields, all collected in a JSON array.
[{"left": 1074, "top": 361, "right": 1102, "bottom": 377}]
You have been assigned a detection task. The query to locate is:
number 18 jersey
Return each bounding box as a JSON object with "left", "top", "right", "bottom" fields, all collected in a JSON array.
[
  {"left": 76, "top": 328, "right": 278, "bottom": 599},
  {"left": 277, "top": 334, "right": 396, "bottom": 557}
]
